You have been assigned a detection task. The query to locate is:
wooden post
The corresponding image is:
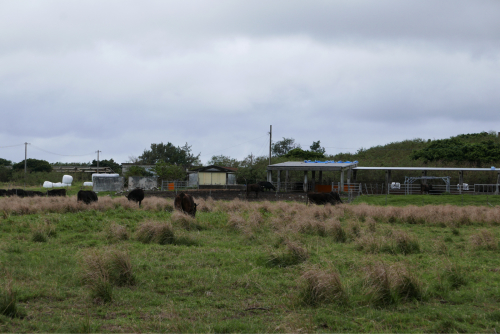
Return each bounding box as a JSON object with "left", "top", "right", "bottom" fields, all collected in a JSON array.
[
  {"left": 459, "top": 170, "right": 463, "bottom": 194},
  {"left": 303, "top": 171, "right": 308, "bottom": 193},
  {"left": 340, "top": 169, "right": 344, "bottom": 192},
  {"left": 353, "top": 169, "right": 357, "bottom": 182},
  {"left": 318, "top": 171, "right": 323, "bottom": 184},
  {"left": 277, "top": 170, "right": 281, "bottom": 192},
  {"left": 496, "top": 173, "right": 500, "bottom": 195},
  {"left": 311, "top": 171, "right": 316, "bottom": 192},
  {"left": 422, "top": 170, "right": 427, "bottom": 185},
  {"left": 285, "top": 170, "right": 289, "bottom": 192},
  {"left": 385, "top": 170, "right": 392, "bottom": 195}
]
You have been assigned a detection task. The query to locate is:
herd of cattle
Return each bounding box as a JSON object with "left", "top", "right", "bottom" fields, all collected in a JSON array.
[{"left": 0, "top": 182, "right": 344, "bottom": 218}]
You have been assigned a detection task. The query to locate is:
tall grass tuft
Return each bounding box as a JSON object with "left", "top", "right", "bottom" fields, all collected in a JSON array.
[
  {"left": 171, "top": 211, "right": 199, "bottom": 231},
  {"left": 363, "top": 263, "right": 423, "bottom": 306},
  {"left": 390, "top": 230, "right": 420, "bottom": 255},
  {"left": 266, "top": 241, "right": 309, "bottom": 268},
  {"left": 79, "top": 248, "right": 136, "bottom": 303},
  {"left": 443, "top": 264, "right": 468, "bottom": 289},
  {"left": 31, "top": 222, "right": 56, "bottom": 243},
  {"left": 136, "top": 221, "right": 175, "bottom": 245},
  {"left": 105, "top": 223, "right": 129, "bottom": 242},
  {"left": 298, "top": 269, "right": 348, "bottom": 306},
  {"left": 470, "top": 229, "right": 498, "bottom": 250},
  {"left": 0, "top": 278, "right": 25, "bottom": 318},
  {"left": 328, "top": 220, "right": 347, "bottom": 243}
]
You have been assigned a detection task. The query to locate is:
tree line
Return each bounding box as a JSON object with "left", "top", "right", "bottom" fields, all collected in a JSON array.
[{"left": 2, "top": 132, "right": 500, "bottom": 185}]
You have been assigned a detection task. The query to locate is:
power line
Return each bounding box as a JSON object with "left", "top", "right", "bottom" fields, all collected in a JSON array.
[
  {"left": 0, "top": 143, "right": 24, "bottom": 148},
  {"left": 30, "top": 144, "right": 95, "bottom": 157}
]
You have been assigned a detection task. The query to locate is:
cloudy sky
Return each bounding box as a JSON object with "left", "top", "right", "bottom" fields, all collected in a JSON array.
[{"left": 1, "top": 0, "right": 499, "bottom": 165}]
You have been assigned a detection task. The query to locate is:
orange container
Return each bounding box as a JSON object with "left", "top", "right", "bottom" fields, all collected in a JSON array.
[{"left": 168, "top": 183, "right": 175, "bottom": 190}]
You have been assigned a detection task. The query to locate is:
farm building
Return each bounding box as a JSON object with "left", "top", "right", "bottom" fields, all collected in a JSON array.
[{"left": 188, "top": 165, "right": 237, "bottom": 187}]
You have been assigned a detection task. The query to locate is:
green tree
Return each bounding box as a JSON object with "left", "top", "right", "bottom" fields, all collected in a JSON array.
[
  {"left": 206, "top": 155, "right": 240, "bottom": 168},
  {"left": 139, "top": 142, "right": 200, "bottom": 166},
  {"left": 310, "top": 140, "right": 326, "bottom": 154},
  {"left": 284, "top": 148, "right": 326, "bottom": 160},
  {"left": 91, "top": 159, "right": 121, "bottom": 174},
  {"left": 411, "top": 137, "right": 500, "bottom": 166},
  {"left": 151, "top": 161, "right": 186, "bottom": 182},
  {"left": 272, "top": 137, "right": 300, "bottom": 157},
  {"left": 0, "top": 166, "right": 12, "bottom": 182},
  {"left": 12, "top": 159, "right": 52, "bottom": 173},
  {"left": 0, "top": 158, "right": 12, "bottom": 166}
]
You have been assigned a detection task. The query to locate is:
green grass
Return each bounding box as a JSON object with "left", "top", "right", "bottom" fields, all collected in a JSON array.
[
  {"left": 1, "top": 197, "right": 500, "bottom": 332},
  {"left": 352, "top": 194, "right": 500, "bottom": 207}
]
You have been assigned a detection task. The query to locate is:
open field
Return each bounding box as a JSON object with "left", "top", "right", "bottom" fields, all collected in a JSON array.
[
  {"left": 353, "top": 194, "right": 500, "bottom": 207},
  {"left": 1, "top": 196, "right": 500, "bottom": 332}
]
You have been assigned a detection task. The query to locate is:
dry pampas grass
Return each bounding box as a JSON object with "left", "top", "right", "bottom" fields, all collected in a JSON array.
[{"left": 298, "top": 268, "right": 348, "bottom": 306}]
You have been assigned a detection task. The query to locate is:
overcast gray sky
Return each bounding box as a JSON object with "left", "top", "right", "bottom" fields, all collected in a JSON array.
[{"left": 1, "top": 0, "right": 499, "bottom": 165}]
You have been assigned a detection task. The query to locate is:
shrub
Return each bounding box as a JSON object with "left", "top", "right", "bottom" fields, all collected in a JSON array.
[{"left": 298, "top": 269, "right": 348, "bottom": 306}]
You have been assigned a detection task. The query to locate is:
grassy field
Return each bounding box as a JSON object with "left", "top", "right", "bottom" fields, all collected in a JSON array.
[
  {"left": 1, "top": 196, "right": 500, "bottom": 332},
  {"left": 352, "top": 194, "right": 500, "bottom": 207}
]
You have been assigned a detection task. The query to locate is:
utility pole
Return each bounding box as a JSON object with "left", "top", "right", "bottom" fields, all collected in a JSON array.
[
  {"left": 96, "top": 150, "right": 101, "bottom": 174},
  {"left": 24, "top": 142, "right": 29, "bottom": 189},
  {"left": 269, "top": 125, "right": 272, "bottom": 165}
]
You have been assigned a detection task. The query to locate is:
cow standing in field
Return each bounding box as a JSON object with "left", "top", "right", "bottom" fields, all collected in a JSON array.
[
  {"left": 0, "top": 189, "right": 7, "bottom": 197},
  {"left": 258, "top": 181, "right": 276, "bottom": 192},
  {"left": 420, "top": 184, "right": 433, "bottom": 194},
  {"left": 307, "top": 192, "right": 343, "bottom": 205},
  {"left": 174, "top": 192, "right": 197, "bottom": 217},
  {"left": 246, "top": 184, "right": 261, "bottom": 198},
  {"left": 126, "top": 188, "right": 145, "bottom": 207},
  {"left": 7, "top": 189, "right": 28, "bottom": 197},
  {"left": 77, "top": 190, "right": 98, "bottom": 204},
  {"left": 47, "top": 189, "right": 66, "bottom": 197}
]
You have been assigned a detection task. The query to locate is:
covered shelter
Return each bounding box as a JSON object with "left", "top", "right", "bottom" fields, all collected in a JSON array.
[
  {"left": 353, "top": 167, "right": 500, "bottom": 194},
  {"left": 188, "top": 165, "right": 237, "bottom": 186},
  {"left": 266, "top": 160, "right": 358, "bottom": 192}
]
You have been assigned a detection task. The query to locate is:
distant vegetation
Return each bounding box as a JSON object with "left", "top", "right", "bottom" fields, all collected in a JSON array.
[{"left": 2, "top": 132, "right": 500, "bottom": 186}]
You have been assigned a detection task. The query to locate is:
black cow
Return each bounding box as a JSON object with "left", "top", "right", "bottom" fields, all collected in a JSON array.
[
  {"left": 174, "top": 192, "right": 197, "bottom": 217},
  {"left": 258, "top": 181, "right": 276, "bottom": 192},
  {"left": 77, "top": 190, "right": 98, "bottom": 204},
  {"left": 0, "top": 189, "right": 7, "bottom": 197},
  {"left": 127, "top": 188, "right": 145, "bottom": 207},
  {"left": 307, "top": 192, "right": 343, "bottom": 205},
  {"left": 7, "top": 189, "right": 28, "bottom": 197},
  {"left": 246, "top": 184, "right": 261, "bottom": 198},
  {"left": 47, "top": 189, "right": 66, "bottom": 197},
  {"left": 420, "top": 184, "right": 433, "bottom": 194},
  {"left": 25, "top": 191, "right": 45, "bottom": 197}
]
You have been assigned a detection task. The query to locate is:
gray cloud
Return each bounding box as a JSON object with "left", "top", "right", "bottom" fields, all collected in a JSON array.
[{"left": 0, "top": 1, "right": 499, "bottom": 164}]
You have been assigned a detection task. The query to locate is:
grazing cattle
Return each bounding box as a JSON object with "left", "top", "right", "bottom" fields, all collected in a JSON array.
[
  {"left": 77, "top": 190, "right": 98, "bottom": 204},
  {"left": 7, "top": 189, "right": 28, "bottom": 197},
  {"left": 420, "top": 184, "right": 433, "bottom": 194},
  {"left": 126, "top": 188, "right": 145, "bottom": 207},
  {"left": 246, "top": 184, "right": 261, "bottom": 198},
  {"left": 0, "top": 189, "right": 7, "bottom": 197},
  {"left": 174, "top": 192, "right": 197, "bottom": 217},
  {"left": 258, "top": 181, "right": 276, "bottom": 192},
  {"left": 25, "top": 191, "right": 45, "bottom": 197},
  {"left": 47, "top": 189, "right": 66, "bottom": 197},
  {"left": 307, "top": 192, "right": 343, "bottom": 205}
]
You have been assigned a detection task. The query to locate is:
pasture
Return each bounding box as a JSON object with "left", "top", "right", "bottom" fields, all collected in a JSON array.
[{"left": 1, "top": 195, "right": 500, "bottom": 332}]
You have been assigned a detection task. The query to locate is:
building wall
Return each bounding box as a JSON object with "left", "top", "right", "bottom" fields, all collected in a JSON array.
[
  {"left": 128, "top": 176, "right": 158, "bottom": 190},
  {"left": 199, "top": 172, "right": 226, "bottom": 185},
  {"left": 93, "top": 176, "right": 124, "bottom": 192}
]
